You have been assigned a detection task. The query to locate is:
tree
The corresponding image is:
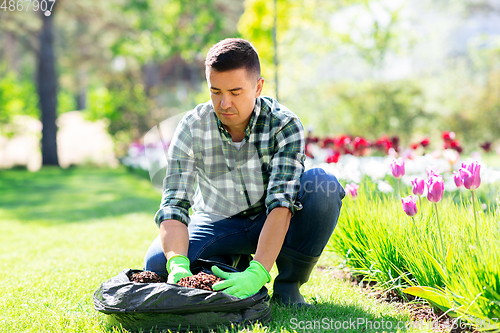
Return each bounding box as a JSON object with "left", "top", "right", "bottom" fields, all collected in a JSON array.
[{"left": 38, "top": 6, "right": 59, "bottom": 166}]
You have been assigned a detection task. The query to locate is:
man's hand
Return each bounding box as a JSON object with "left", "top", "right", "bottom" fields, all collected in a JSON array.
[
  {"left": 211, "top": 260, "right": 271, "bottom": 298},
  {"left": 167, "top": 254, "right": 193, "bottom": 284}
]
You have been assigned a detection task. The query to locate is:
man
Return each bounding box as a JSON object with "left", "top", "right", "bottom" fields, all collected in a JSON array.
[{"left": 144, "top": 38, "right": 344, "bottom": 306}]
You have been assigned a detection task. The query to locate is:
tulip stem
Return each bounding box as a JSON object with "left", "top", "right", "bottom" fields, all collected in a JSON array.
[
  {"left": 398, "top": 179, "right": 402, "bottom": 198},
  {"left": 471, "top": 190, "right": 482, "bottom": 253},
  {"left": 418, "top": 196, "right": 422, "bottom": 213},
  {"left": 459, "top": 189, "right": 463, "bottom": 208},
  {"left": 434, "top": 203, "right": 445, "bottom": 258}
]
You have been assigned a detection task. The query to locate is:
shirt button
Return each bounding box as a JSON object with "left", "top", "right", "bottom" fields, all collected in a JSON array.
[
  {"left": 236, "top": 165, "right": 241, "bottom": 169},
  {"left": 240, "top": 191, "right": 244, "bottom": 195}
]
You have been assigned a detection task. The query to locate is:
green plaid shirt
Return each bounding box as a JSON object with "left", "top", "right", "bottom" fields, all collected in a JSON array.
[{"left": 154, "top": 96, "right": 306, "bottom": 226}]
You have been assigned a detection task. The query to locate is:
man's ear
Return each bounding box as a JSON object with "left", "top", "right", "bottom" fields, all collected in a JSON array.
[{"left": 255, "top": 77, "right": 264, "bottom": 98}]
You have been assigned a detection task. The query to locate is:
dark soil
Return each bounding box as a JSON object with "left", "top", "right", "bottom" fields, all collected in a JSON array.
[
  {"left": 177, "top": 271, "right": 222, "bottom": 291},
  {"left": 127, "top": 271, "right": 222, "bottom": 292},
  {"left": 319, "top": 266, "right": 479, "bottom": 333},
  {"left": 129, "top": 271, "right": 166, "bottom": 283}
]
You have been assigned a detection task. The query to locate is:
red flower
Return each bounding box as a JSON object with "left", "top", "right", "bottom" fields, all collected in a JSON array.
[
  {"left": 305, "top": 144, "right": 314, "bottom": 158},
  {"left": 448, "top": 140, "right": 463, "bottom": 153},
  {"left": 480, "top": 142, "right": 492, "bottom": 153},
  {"left": 354, "top": 137, "right": 369, "bottom": 149},
  {"left": 334, "top": 135, "right": 351, "bottom": 148},
  {"left": 410, "top": 143, "right": 419, "bottom": 150},
  {"left": 306, "top": 135, "right": 319, "bottom": 145},
  {"left": 441, "top": 131, "right": 455, "bottom": 141},
  {"left": 326, "top": 152, "right": 340, "bottom": 163},
  {"left": 420, "top": 137, "right": 430, "bottom": 148},
  {"left": 331, "top": 135, "right": 353, "bottom": 155},
  {"left": 321, "top": 137, "right": 335, "bottom": 149},
  {"left": 391, "top": 136, "right": 400, "bottom": 151},
  {"left": 373, "top": 135, "right": 393, "bottom": 154}
]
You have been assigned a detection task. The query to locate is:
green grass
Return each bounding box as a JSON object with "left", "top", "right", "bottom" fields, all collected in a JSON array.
[{"left": 0, "top": 167, "right": 432, "bottom": 333}]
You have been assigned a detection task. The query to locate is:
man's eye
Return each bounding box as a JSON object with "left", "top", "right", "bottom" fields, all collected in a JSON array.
[
  {"left": 231, "top": 92, "right": 240, "bottom": 96},
  {"left": 211, "top": 91, "right": 221, "bottom": 95}
]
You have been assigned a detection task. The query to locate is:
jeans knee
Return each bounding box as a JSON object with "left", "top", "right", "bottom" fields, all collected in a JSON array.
[{"left": 300, "top": 168, "right": 345, "bottom": 203}]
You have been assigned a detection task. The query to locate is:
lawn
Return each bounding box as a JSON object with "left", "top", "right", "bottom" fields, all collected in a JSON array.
[{"left": 0, "top": 167, "right": 433, "bottom": 333}]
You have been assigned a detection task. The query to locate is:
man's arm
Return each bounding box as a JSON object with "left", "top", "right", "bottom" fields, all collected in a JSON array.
[
  {"left": 159, "top": 219, "right": 189, "bottom": 260},
  {"left": 160, "top": 219, "right": 192, "bottom": 284},
  {"left": 253, "top": 207, "right": 291, "bottom": 271},
  {"left": 155, "top": 114, "right": 197, "bottom": 283}
]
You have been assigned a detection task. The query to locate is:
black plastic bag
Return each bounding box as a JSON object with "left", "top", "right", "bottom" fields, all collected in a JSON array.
[{"left": 93, "top": 259, "right": 271, "bottom": 332}]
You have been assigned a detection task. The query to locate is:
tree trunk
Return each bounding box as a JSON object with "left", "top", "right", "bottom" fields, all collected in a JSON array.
[{"left": 37, "top": 8, "right": 59, "bottom": 166}]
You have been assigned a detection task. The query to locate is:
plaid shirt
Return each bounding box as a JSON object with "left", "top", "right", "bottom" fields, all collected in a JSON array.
[{"left": 154, "top": 96, "right": 306, "bottom": 226}]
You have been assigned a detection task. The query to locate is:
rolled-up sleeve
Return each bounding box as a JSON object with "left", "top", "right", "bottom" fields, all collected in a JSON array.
[
  {"left": 154, "top": 119, "right": 197, "bottom": 227},
  {"left": 265, "top": 117, "right": 306, "bottom": 216}
]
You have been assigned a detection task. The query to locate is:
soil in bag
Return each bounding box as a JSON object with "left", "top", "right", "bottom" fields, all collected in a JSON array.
[{"left": 93, "top": 259, "right": 271, "bottom": 332}]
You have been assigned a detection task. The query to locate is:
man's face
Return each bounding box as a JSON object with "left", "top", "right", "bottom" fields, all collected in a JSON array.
[{"left": 207, "top": 67, "right": 264, "bottom": 136}]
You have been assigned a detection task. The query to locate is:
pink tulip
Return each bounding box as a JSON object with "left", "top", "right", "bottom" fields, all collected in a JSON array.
[
  {"left": 459, "top": 161, "right": 481, "bottom": 190},
  {"left": 453, "top": 171, "right": 463, "bottom": 188},
  {"left": 427, "top": 175, "right": 444, "bottom": 203},
  {"left": 390, "top": 158, "right": 405, "bottom": 179},
  {"left": 411, "top": 177, "right": 425, "bottom": 196},
  {"left": 388, "top": 148, "right": 399, "bottom": 158},
  {"left": 427, "top": 166, "right": 440, "bottom": 179},
  {"left": 345, "top": 183, "right": 359, "bottom": 198},
  {"left": 401, "top": 149, "right": 417, "bottom": 160},
  {"left": 401, "top": 195, "right": 418, "bottom": 217}
]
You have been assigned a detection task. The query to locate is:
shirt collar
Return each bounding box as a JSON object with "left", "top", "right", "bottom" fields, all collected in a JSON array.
[{"left": 214, "top": 97, "right": 262, "bottom": 142}]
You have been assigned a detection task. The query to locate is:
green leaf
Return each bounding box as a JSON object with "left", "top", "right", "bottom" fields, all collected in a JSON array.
[
  {"left": 445, "top": 244, "right": 453, "bottom": 272},
  {"left": 403, "top": 286, "right": 455, "bottom": 315},
  {"left": 421, "top": 247, "right": 447, "bottom": 280}
]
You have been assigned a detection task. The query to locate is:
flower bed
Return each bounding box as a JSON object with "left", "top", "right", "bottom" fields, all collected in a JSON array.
[{"left": 328, "top": 156, "right": 500, "bottom": 332}]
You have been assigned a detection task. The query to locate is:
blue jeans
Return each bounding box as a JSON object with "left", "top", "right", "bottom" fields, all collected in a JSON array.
[{"left": 143, "top": 168, "right": 345, "bottom": 273}]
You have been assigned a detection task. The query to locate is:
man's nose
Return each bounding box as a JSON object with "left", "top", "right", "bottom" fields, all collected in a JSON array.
[{"left": 220, "top": 94, "right": 232, "bottom": 110}]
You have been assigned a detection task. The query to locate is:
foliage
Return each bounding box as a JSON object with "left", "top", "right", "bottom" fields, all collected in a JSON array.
[
  {"left": 114, "top": 0, "right": 234, "bottom": 63},
  {"left": 238, "top": 0, "right": 348, "bottom": 96},
  {"left": 437, "top": 45, "right": 500, "bottom": 145},
  {"left": 239, "top": 0, "right": 500, "bottom": 150},
  {"left": 1, "top": 0, "right": 499, "bottom": 155},
  {"left": 91, "top": 0, "right": 242, "bottom": 145},
  {"left": 0, "top": 71, "right": 39, "bottom": 132},
  {"left": 0, "top": 67, "right": 76, "bottom": 137},
  {"left": 85, "top": 77, "right": 152, "bottom": 138},
  {"left": 1, "top": 0, "right": 240, "bottom": 147},
  {"left": 304, "top": 79, "right": 432, "bottom": 145}
]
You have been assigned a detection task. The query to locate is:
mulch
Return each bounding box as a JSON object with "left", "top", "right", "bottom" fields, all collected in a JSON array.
[
  {"left": 177, "top": 272, "right": 222, "bottom": 291},
  {"left": 128, "top": 271, "right": 222, "bottom": 292}
]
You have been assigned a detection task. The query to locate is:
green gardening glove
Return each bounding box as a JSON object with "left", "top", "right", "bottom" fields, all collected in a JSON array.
[
  {"left": 211, "top": 260, "right": 271, "bottom": 299},
  {"left": 167, "top": 254, "right": 193, "bottom": 284}
]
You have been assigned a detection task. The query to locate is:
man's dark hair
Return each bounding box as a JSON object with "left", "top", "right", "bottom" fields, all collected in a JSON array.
[{"left": 205, "top": 38, "right": 261, "bottom": 81}]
